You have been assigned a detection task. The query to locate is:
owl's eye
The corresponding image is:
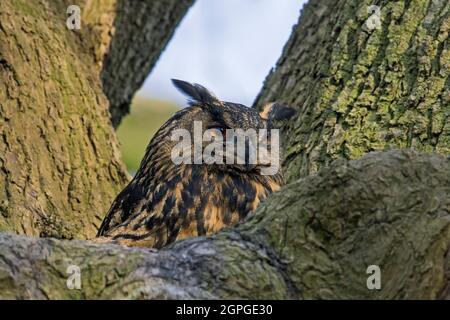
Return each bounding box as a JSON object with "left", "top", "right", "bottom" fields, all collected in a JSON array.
[
  {"left": 207, "top": 126, "right": 226, "bottom": 135},
  {"left": 206, "top": 127, "right": 226, "bottom": 139},
  {"left": 213, "top": 127, "right": 226, "bottom": 135}
]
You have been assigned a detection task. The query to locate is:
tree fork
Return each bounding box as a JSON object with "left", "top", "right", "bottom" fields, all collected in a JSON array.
[{"left": 0, "top": 0, "right": 193, "bottom": 239}]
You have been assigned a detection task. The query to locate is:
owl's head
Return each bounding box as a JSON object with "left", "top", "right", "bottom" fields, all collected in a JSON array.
[
  {"left": 143, "top": 79, "right": 295, "bottom": 177},
  {"left": 171, "top": 79, "right": 295, "bottom": 131}
]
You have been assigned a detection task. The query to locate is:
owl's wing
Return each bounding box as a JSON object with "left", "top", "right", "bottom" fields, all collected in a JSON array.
[
  {"left": 97, "top": 165, "right": 212, "bottom": 248},
  {"left": 96, "top": 180, "right": 184, "bottom": 248},
  {"left": 96, "top": 165, "right": 189, "bottom": 246},
  {"left": 97, "top": 217, "right": 171, "bottom": 248},
  {"left": 96, "top": 181, "right": 148, "bottom": 236}
]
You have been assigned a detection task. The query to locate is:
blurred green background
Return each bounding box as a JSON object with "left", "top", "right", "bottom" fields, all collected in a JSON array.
[{"left": 116, "top": 96, "right": 179, "bottom": 174}]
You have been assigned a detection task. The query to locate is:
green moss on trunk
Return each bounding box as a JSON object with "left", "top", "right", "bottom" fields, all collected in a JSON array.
[{"left": 255, "top": 0, "right": 450, "bottom": 182}]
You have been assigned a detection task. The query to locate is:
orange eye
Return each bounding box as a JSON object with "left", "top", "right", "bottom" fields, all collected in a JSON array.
[
  {"left": 206, "top": 127, "right": 225, "bottom": 139},
  {"left": 211, "top": 127, "right": 226, "bottom": 135}
]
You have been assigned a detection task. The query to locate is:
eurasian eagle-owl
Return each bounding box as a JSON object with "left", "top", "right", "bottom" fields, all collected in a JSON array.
[{"left": 96, "top": 79, "right": 295, "bottom": 248}]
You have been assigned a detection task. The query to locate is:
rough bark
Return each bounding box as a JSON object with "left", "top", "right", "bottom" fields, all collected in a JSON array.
[
  {"left": 1, "top": 0, "right": 449, "bottom": 300},
  {"left": 79, "top": 0, "right": 194, "bottom": 126},
  {"left": 254, "top": 0, "right": 450, "bottom": 183},
  {"left": 99, "top": 0, "right": 194, "bottom": 127},
  {"left": 1, "top": 150, "right": 449, "bottom": 299},
  {"left": 0, "top": 0, "right": 192, "bottom": 239}
]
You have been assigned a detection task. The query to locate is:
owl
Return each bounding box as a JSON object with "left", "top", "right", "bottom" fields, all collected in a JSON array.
[{"left": 96, "top": 79, "right": 295, "bottom": 248}]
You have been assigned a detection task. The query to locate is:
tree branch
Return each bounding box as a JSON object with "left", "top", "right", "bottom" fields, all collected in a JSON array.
[
  {"left": 99, "top": 0, "right": 195, "bottom": 127},
  {"left": 1, "top": 150, "right": 449, "bottom": 299},
  {"left": 254, "top": 0, "right": 450, "bottom": 182}
]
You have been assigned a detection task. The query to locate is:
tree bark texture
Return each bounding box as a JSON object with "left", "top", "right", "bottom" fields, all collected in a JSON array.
[
  {"left": 255, "top": 0, "right": 450, "bottom": 183},
  {"left": 1, "top": 0, "right": 449, "bottom": 300},
  {"left": 1, "top": 150, "right": 449, "bottom": 299},
  {"left": 0, "top": 0, "right": 192, "bottom": 239},
  {"left": 99, "top": 0, "right": 194, "bottom": 127}
]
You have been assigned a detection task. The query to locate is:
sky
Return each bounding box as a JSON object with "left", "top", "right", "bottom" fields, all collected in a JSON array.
[{"left": 136, "top": 0, "right": 307, "bottom": 107}]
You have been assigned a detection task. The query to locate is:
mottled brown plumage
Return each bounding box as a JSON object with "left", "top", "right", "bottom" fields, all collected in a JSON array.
[{"left": 96, "top": 79, "right": 294, "bottom": 248}]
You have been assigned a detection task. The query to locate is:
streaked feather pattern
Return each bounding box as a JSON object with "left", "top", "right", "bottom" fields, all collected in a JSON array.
[{"left": 96, "top": 80, "right": 293, "bottom": 249}]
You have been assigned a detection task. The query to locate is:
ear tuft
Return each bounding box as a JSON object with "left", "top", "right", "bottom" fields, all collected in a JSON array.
[
  {"left": 172, "top": 79, "right": 219, "bottom": 105},
  {"left": 260, "top": 102, "right": 297, "bottom": 124}
]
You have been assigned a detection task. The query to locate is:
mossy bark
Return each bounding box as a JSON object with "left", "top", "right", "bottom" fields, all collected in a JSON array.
[
  {"left": 1, "top": 150, "right": 449, "bottom": 299},
  {"left": 0, "top": 0, "right": 449, "bottom": 300},
  {"left": 0, "top": 0, "right": 192, "bottom": 239},
  {"left": 255, "top": 0, "right": 450, "bottom": 183}
]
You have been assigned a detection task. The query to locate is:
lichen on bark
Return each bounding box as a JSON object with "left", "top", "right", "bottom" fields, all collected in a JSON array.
[
  {"left": 0, "top": 0, "right": 193, "bottom": 239},
  {"left": 0, "top": 0, "right": 129, "bottom": 239},
  {"left": 1, "top": 0, "right": 450, "bottom": 300}
]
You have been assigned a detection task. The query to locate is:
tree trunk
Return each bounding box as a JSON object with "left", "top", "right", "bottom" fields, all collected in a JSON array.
[
  {"left": 254, "top": 0, "right": 450, "bottom": 183},
  {"left": 0, "top": 0, "right": 192, "bottom": 239},
  {"left": 97, "top": 0, "right": 194, "bottom": 127},
  {"left": 1, "top": 150, "right": 449, "bottom": 299},
  {"left": 0, "top": 0, "right": 449, "bottom": 300}
]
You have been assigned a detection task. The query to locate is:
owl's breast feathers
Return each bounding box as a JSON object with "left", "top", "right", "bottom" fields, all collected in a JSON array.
[
  {"left": 96, "top": 79, "right": 295, "bottom": 249},
  {"left": 97, "top": 161, "right": 282, "bottom": 248}
]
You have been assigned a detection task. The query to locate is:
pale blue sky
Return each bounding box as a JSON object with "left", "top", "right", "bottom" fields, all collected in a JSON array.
[{"left": 137, "top": 0, "right": 307, "bottom": 107}]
